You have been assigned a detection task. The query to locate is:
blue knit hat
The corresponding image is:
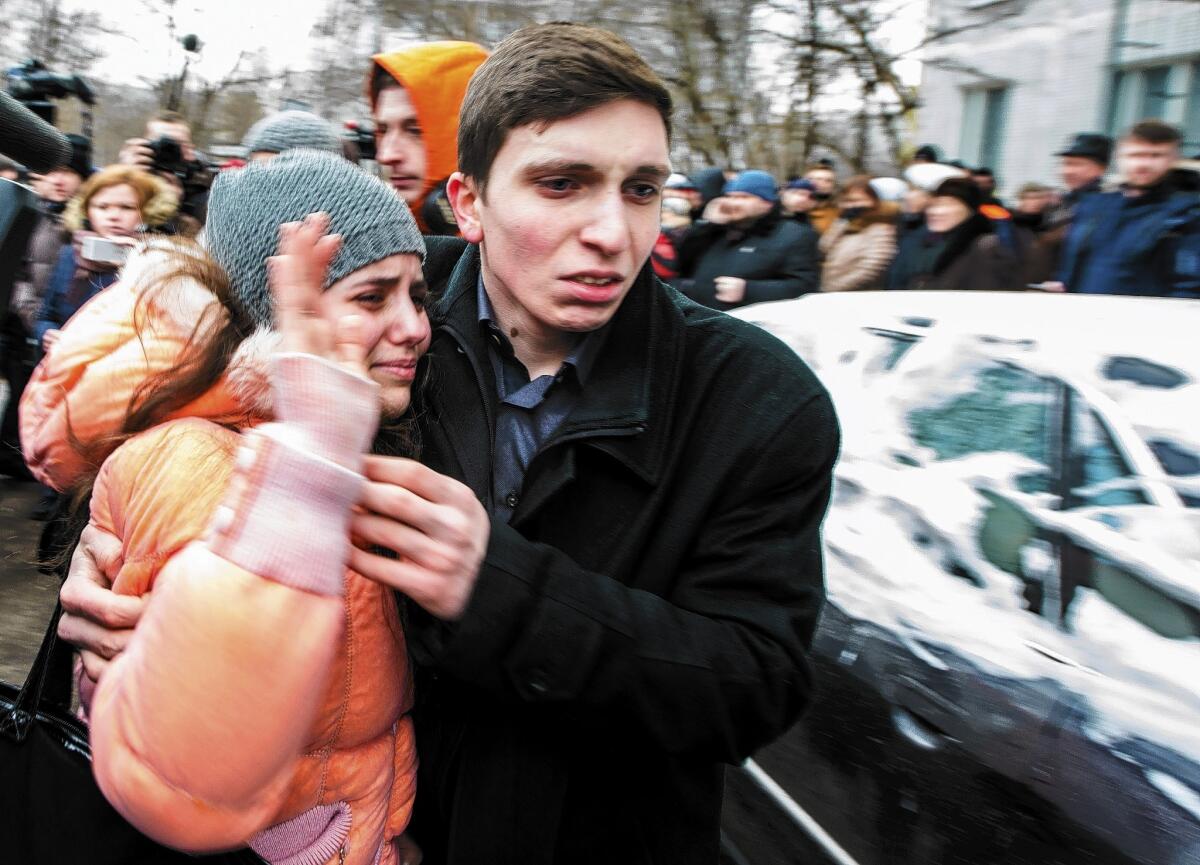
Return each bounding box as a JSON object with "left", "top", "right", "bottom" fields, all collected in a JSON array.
[{"left": 723, "top": 170, "right": 778, "bottom": 203}]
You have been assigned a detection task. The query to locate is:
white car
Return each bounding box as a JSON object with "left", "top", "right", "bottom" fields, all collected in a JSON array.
[{"left": 722, "top": 293, "right": 1200, "bottom": 865}]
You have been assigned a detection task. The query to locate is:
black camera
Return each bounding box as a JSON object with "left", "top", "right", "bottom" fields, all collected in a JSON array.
[
  {"left": 343, "top": 120, "right": 376, "bottom": 163},
  {"left": 148, "top": 135, "right": 189, "bottom": 179},
  {"left": 5, "top": 59, "right": 94, "bottom": 126}
]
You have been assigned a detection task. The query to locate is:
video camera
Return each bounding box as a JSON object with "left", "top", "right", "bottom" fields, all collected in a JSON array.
[{"left": 6, "top": 59, "right": 95, "bottom": 127}]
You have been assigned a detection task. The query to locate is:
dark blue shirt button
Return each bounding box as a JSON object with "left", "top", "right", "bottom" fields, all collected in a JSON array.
[{"left": 505, "top": 491, "right": 520, "bottom": 508}]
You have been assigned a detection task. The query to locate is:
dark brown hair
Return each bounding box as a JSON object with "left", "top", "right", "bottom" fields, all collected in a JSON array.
[
  {"left": 369, "top": 63, "right": 404, "bottom": 108},
  {"left": 1125, "top": 119, "right": 1182, "bottom": 146},
  {"left": 457, "top": 22, "right": 672, "bottom": 191},
  {"left": 70, "top": 243, "right": 249, "bottom": 476},
  {"left": 840, "top": 175, "right": 880, "bottom": 205}
]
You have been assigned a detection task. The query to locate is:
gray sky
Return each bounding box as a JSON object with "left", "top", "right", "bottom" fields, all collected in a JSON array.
[
  {"left": 87, "top": 0, "right": 331, "bottom": 86},
  {"left": 79, "top": 0, "right": 927, "bottom": 89}
]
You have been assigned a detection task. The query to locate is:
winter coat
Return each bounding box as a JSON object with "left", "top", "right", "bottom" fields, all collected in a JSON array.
[
  {"left": 370, "top": 42, "right": 489, "bottom": 235},
  {"left": 34, "top": 240, "right": 121, "bottom": 347},
  {"left": 808, "top": 200, "right": 840, "bottom": 235},
  {"left": 406, "top": 238, "right": 840, "bottom": 865},
  {"left": 1058, "top": 182, "right": 1200, "bottom": 298},
  {"left": 10, "top": 204, "right": 69, "bottom": 333},
  {"left": 1029, "top": 184, "right": 1097, "bottom": 285},
  {"left": 887, "top": 213, "right": 1020, "bottom": 291},
  {"left": 19, "top": 239, "right": 417, "bottom": 865},
  {"left": 819, "top": 206, "right": 898, "bottom": 291},
  {"left": 675, "top": 205, "right": 819, "bottom": 309}
]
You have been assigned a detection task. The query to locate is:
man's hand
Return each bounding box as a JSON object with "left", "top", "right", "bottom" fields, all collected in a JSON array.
[
  {"left": 350, "top": 456, "right": 490, "bottom": 620},
  {"left": 714, "top": 276, "right": 747, "bottom": 304},
  {"left": 58, "top": 524, "right": 146, "bottom": 683},
  {"left": 701, "top": 196, "right": 734, "bottom": 224},
  {"left": 117, "top": 137, "right": 155, "bottom": 168},
  {"left": 42, "top": 328, "right": 62, "bottom": 352},
  {"left": 1030, "top": 281, "right": 1066, "bottom": 293}
]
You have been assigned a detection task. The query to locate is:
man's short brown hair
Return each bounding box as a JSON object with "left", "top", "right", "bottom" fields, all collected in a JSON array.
[
  {"left": 151, "top": 109, "right": 188, "bottom": 126},
  {"left": 1125, "top": 119, "right": 1182, "bottom": 146},
  {"left": 457, "top": 22, "right": 672, "bottom": 190}
]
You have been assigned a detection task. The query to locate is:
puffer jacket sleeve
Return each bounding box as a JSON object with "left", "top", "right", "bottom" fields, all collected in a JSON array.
[
  {"left": 84, "top": 354, "right": 378, "bottom": 853},
  {"left": 20, "top": 247, "right": 222, "bottom": 491}
]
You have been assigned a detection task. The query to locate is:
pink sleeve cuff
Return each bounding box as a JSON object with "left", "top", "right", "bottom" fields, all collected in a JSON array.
[
  {"left": 206, "top": 429, "right": 361, "bottom": 597},
  {"left": 268, "top": 353, "right": 379, "bottom": 470}
]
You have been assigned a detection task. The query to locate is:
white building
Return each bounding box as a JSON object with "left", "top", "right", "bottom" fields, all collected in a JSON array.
[{"left": 917, "top": 0, "right": 1200, "bottom": 193}]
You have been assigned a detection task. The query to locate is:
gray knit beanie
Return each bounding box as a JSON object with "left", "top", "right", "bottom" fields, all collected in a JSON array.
[
  {"left": 206, "top": 149, "right": 425, "bottom": 329},
  {"left": 242, "top": 110, "right": 342, "bottom": 156}
]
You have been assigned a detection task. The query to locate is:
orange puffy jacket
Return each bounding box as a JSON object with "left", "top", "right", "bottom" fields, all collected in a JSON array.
[{"left": 20, "top": 239, "right": 417, "bottom": 865}]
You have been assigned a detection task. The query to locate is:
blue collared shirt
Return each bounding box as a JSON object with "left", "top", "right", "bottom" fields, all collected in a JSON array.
[{"left": 477, "top": 277, "right": 608, "bottom": 522}]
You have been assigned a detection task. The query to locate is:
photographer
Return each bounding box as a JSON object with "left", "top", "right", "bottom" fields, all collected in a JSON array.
[{"left": 117, "top": 110, "right": 212, "bottom": 224}]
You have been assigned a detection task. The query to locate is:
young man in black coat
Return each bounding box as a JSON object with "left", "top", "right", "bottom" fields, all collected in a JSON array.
[
  {"left": 676, "top": 169, "right": 819, "bottom": 309},
  {"left": 55, "top": 22, "right": 839, "bottom": 865}
]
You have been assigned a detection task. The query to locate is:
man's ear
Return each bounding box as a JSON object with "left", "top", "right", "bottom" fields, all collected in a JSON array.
[{"left": 446, "top": 172, "right": 484, "bottom": 244}]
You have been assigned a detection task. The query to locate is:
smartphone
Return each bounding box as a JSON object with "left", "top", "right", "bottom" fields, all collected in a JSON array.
[{"left": 81, "top": 236, "right": 131, "bottom": 265}]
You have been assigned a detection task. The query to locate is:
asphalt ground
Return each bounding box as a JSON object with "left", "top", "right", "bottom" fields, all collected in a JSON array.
[{"left": 0, "top": 479, "right": 58, "bottom": 685}]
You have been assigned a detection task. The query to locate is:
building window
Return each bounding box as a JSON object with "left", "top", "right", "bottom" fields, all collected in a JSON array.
[
  {"left": 959, "top": 86, "right": 1009, "bottom": 169},
  {"left": 1186, "top": 62, "right": 1200, "bottom": 152},
  {"left": 1110, "top": 61, "right": 1198, "bottom": 143}
]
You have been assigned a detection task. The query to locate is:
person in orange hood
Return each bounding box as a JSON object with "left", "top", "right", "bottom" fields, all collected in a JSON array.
[{"left": 369, "top": 42, "right": 489, "bottom": 234}]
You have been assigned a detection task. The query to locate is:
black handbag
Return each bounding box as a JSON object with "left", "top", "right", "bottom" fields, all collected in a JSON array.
[{"left": 0, "top": 601, "right": 265, "bottom": 864}]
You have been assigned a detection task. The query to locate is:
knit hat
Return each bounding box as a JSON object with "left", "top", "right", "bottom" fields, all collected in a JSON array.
[
  {"left": 723, "top": 169, "right": 778, "bottom": 203},
  {"left": 904, "top": 162, "right": 967, "bottom": 193},
  {"left": 205, "top": 149, "right": 425, "bottom": 329},
  {"left": 932, "top": 177, "right": 982, "bottom": 211},
  {"left": 243, "top": 110, "right": 343, "bottom": 156},
  {"left": 785, "top": 178, "right": 817, "bottom": 192}
]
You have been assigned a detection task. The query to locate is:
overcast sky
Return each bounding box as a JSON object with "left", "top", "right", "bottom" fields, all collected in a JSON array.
[
  {"left": 85, "top": 0, "right": 331, "bottom": 86},
  {"left": 73, "top": 0, "right": 928, "bottom": 89}
]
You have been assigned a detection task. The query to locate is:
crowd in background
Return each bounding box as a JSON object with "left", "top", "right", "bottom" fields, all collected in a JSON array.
[
  {"left": 2, "top": 98, "right": 1200, "bottom": 521},
  {"left": 656, "top": 119, "right": 1200, "bottom": 307}
]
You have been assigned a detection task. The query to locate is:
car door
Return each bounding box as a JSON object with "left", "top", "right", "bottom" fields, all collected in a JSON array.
[{"left": 1026, "top": 392, "right": 1200, "bottom": 865}]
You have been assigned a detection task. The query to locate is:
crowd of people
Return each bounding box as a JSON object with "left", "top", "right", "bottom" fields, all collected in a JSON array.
[
  {"left": 657, "top": 120, "right": 1200, "bottom": 305},
  {"left": 0, "top": 18, "right": 1198, "bottom": 865}
]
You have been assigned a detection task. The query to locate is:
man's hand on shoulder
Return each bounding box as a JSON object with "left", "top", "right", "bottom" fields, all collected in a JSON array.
[
  {"left": 350, "top": 456, "right": 490, "bottom": 620},
  {"left": 58, "top": 523, "right": 146, "bottom": 684}
]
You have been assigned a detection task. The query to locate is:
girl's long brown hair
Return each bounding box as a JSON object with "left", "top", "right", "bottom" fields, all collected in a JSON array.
[{"left": 49, "top": 240, "right": 252, "bottom": 565}]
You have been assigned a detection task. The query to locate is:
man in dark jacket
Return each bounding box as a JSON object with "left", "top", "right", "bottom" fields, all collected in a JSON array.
[
  {"left": 365, "top": 24, "right": 838, "bottom": 865},
  {"left": 1, "top": 135, "right": 89, "bottom": 479},
  {"left": 1055, "top": 121, "right": 1199, "bottom": 297},
  {"left": 1029, "top": 132, "right": 1112, "bottom": 283},
  {"left": 52, "top": 23, "right": 839, "bottom": 865},
  {"left": 676, "top": 169, "right": 818, "bottom": 308}
]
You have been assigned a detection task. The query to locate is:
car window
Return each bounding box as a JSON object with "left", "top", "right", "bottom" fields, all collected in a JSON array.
[
  {"left": 906, "top": 362, "right": 1056, "bottom": 480},
  {"left": 1068, "top": 554, "right": 1200, "bottom": 641},
  {"left": 1066, "top": 401, "right": 1149, "bottom": 508}
]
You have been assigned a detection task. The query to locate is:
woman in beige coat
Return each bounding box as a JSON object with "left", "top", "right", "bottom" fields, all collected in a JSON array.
[{"left": 819, "top": 176, "right": 898, "bottom": 292}]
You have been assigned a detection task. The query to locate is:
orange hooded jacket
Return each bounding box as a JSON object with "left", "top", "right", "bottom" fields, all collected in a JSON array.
[
  {"left": 20, "top": 239, "right": 417, "bottom": 865},
  {"left": 369, "top": 42, "right": 488, "bottom": 234}
]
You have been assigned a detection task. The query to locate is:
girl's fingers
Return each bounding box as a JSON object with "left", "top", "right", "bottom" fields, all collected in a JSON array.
[{"left": 335, "top": 314, "right": 370, "bottom": 376}]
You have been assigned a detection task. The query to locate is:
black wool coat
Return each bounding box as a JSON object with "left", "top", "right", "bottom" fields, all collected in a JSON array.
[
  {"left": 406, "top": 238, "right": 840, "bottom": 865},
  {"left": 674, "top": 205, "right": 819, "bottom": 309}
]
